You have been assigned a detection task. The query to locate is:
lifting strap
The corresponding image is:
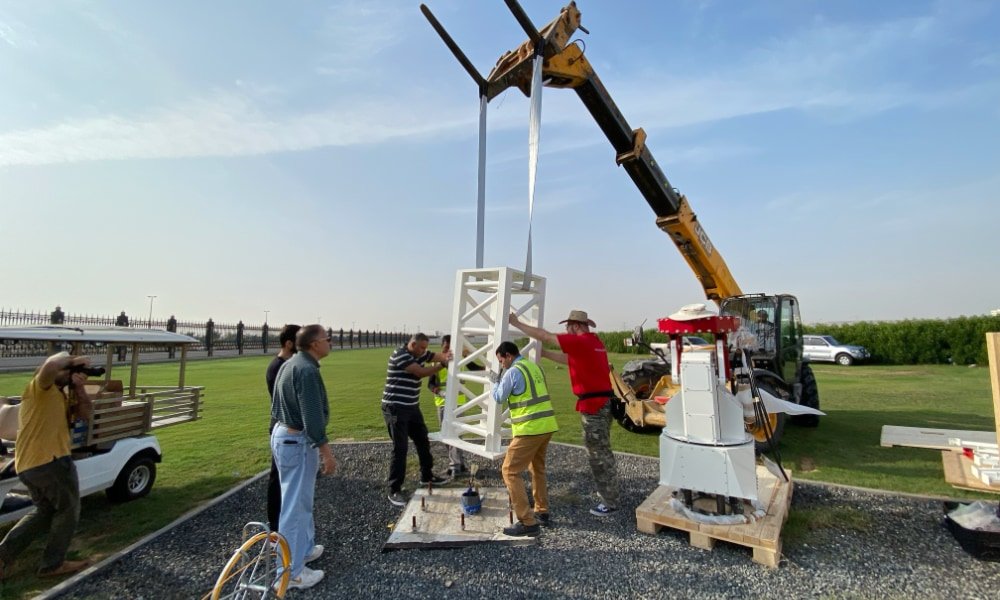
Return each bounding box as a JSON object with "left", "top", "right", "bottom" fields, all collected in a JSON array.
[
  {"left": 473, "top": 54, "right": 543, "bottom": 282},
  {"left": 476, "top": 93, "right": 487, "bottom": 269},
  {"left": 523, "top": 54, "right": 543, "bottom": 287}
]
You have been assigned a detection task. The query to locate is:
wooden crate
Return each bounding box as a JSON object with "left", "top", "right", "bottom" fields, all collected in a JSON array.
[
  {"left": 635, "top": 465, "right": 793, "bottom": 568},
  {"left": 85, "top": 400, "right": 151, "bottom": 445}
]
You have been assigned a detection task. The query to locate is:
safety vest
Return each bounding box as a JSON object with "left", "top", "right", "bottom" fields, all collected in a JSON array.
[
  {"left": 433, "top": 365, "right": 468, "bottom": 407},
  {"left": 507, "top": 360, "right": 558, "bottom": 437}
]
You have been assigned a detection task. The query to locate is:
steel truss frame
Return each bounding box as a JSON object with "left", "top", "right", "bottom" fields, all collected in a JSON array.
[{"left": 438, "top": 267, "right": 546, "bottom": 459}]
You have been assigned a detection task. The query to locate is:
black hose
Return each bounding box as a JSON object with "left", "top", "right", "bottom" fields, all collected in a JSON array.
[{"left": 743, "top": 351, "right": 788, "bottom": 482}]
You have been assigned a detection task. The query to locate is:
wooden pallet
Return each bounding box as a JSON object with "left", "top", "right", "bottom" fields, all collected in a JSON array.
[
  {"left": 942, "top": 450, "right": 1000, "bottom": 494},
  {"left": 635, "top": 465, "right": 793, "bottom": 568}
]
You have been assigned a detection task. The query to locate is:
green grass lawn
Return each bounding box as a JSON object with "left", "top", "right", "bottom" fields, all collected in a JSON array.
[{"left": 0, "top": 350, "right": 997, "bottom": 597}]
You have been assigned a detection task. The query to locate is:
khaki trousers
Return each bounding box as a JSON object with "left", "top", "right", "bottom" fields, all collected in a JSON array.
[{"left": 501, "top": 432, "right": 553, "bottom": 527}]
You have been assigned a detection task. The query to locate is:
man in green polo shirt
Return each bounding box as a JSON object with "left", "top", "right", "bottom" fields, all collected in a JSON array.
[{"left": 492, "top": 341, "right": 559, "bottom": 537}]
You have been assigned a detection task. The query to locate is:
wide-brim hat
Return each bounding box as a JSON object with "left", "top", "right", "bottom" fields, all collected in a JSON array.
[
  {"left": 558, "top": 309, "right": 596, "bottom": 327},
  {"left": 668, "top": 303, "right": 718, "bottom": 321}
]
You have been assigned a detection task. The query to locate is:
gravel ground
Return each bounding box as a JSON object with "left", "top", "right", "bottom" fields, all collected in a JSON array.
[{"left": 59, "top": 442, "right": 1000, "bottom": 600}]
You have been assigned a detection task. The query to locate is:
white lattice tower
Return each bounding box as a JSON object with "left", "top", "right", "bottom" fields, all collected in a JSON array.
[{"left": 439, "top": 267, "right": 546, "bottom": 460}]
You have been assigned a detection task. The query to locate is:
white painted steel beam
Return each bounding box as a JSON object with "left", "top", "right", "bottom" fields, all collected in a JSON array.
[{"left": 439, "top": 267, "right": 546, "bottom": 460}]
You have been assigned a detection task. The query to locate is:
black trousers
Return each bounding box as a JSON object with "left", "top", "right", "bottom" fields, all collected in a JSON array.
[
  {"left": 382, "top": 404, "right": 434, "bottom": 493},
  {"left": 267, "top": 455, "right": 281, "bottom": 533}
]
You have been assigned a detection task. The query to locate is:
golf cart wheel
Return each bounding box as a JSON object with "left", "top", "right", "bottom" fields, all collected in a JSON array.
[{"left": 107, "top": 455, "right": 157, "bottom": 502}]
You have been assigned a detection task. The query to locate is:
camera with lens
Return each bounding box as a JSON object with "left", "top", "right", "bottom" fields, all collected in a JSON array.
[{"left": 69, "top": 364, "right": 106, "bottom": 377}]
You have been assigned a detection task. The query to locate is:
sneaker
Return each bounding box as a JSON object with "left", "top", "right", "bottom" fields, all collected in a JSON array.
[
  {"left": 287, "top": 566, "right": 324, "bottom": 590},
  {"left": 387, "top": 490, "right": 408, "bottom": 506},
  {"left": 38, "top": 559, "right": 91, "bottom": 578},
  {"left": 536, "top": 512, "right": 552, "bottom": 527},
  {"left": 503, "top": 522, "right": 541, "bottom": 537},
  {"left": 305, "top": 544, "right": 323, "bottom": 563},
  {"left": 589, "top": 503, "right": 618, "bottom": 517},
  {"left": 419, "top": 473, "right": 451, "bottom": 486}
]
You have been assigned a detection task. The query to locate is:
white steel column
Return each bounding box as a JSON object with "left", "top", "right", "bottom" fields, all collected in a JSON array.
[{"left": 439, "top": 267, "right": 546, "bottom": 460}]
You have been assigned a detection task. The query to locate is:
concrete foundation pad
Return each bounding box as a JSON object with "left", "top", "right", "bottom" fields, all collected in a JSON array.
[{"left": 384, "top": 486, "right": 537, "bottom": 550}]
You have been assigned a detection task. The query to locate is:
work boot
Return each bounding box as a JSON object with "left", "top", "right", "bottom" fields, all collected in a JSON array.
[
  {"left": 536, "top": 512, "right": 552, "bottom": 527},
  {"left": 503, "top": 522, "right": 540, "bottom": 537},
  {"left": 38, "top": 559, "right": 91, "bottom": 578},
  {"left": 419, "top": 473, "right": 451, "bottom": 486}
]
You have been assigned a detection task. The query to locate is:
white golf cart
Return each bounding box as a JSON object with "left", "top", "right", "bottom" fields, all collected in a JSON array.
[{"left": 0, "top": 326, "right": 205, "bottom": 524}]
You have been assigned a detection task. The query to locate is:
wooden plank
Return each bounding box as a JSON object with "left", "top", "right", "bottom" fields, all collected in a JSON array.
[
  {"left": 384, "top": 486, "right": 537, "bottom": 550},
  {"left": 634, "top": 465, "right": 792, "bottom": 567},
  {"left": 753, "top": 543, "right": 780, "bottom": 569},
  {"left": 988, "top": 333, "right": 1000, "bottom": 452},
  {"left": 880, "top": 425, "right": 997, "bottom": 450},
  {"left": 942, "top": 450, "right": 1000, "bottom": 494}
]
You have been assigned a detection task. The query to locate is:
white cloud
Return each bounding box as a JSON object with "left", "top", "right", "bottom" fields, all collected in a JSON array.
[
  {"left": 314, "top": 0, "right": 408, "bottom": 82},
  {"left": 0, "top": 17, "right": 35, "bottom": 48},
  {"left": 0, "top": 92, "right": 475, "bottom": 166},
  {"left": 608, "top": 7, "right": 993, "bottom": 129},
  {"left": 3, "top": 1, "right": 994, "bottom": 167}
]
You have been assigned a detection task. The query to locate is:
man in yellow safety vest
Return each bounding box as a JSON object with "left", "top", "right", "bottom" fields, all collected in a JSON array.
[{"left": 492, "top": 341, "right": 559, "bottom": 537}]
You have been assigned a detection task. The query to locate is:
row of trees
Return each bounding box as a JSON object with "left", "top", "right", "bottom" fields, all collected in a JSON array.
[
  {"left": 594, "top": 315, "right": 1000, "bottom": 365},
  {"left": 800, "top": 315, "right": 1000, "bottom": 366}
]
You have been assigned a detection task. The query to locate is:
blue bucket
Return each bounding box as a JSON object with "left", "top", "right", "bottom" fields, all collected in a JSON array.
[{"left": 461, "top": 487, "right": 482, "bottom": 515}]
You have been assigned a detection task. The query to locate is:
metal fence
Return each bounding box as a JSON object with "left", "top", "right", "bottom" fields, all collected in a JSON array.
[{"left": 0, "top": 307, "right": 409, "bottom": 359}]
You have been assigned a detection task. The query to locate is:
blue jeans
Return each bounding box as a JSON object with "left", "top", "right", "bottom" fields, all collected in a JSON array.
[{"left": 271, "top": 424, "right": 318, "bottom": 578}]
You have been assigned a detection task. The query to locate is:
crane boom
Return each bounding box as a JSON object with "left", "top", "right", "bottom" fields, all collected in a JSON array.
[{"left": 422, "top": 0, "right": 742, "bottom": 303}]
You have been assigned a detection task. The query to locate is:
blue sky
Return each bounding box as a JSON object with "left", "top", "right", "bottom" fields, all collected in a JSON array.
[{"left": 1, "top": 0, "right": 998, "bottom": 333}]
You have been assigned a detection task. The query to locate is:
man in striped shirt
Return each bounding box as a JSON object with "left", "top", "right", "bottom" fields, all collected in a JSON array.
[{"left": 382, "top": 333, "right": 453, "bottom": 506}]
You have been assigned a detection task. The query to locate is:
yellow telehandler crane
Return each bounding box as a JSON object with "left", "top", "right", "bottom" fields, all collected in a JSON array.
[{"left": 421, "top": 0, "right": 820, "bottom": 447}]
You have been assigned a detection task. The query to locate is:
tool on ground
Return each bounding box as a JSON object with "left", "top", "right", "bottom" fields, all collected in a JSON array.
[{"left": 461, "top": 464, "right": 482, "bottom": 516}]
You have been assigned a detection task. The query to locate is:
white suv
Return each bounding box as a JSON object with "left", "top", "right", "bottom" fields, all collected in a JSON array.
[{"left": 803, "top": 335, "right": 870, "bottom": 366}]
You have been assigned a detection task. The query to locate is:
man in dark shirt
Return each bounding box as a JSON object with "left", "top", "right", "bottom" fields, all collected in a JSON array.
[
  {"left": 264, "top": 324, "right": 300, "bottom": 534},
  {"left": 382, "top": 333, "right": 453, "bottom": 506},
  {"left": 271, "top": 324, "right": 336, "bottom": 591},
  {"left": 115, "top": 311, "right": 128, "bottom": 361}
]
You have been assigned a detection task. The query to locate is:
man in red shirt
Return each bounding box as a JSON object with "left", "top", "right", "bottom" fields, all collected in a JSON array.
[{"left": 508, "top": 309, "right": 621, "bottom": 516}]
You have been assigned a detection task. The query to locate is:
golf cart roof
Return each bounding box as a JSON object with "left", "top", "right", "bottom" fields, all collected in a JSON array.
[{"left": 0, "top": 325, "right": 198, "bottom": 345}]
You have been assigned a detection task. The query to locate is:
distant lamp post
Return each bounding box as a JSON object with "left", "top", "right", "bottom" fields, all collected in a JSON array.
[
  {"left": 146, "top": 295, "right": 157, "bottom": 329},
  {"left": 264, "top": 310, "right": 270, "bottom": 324}
]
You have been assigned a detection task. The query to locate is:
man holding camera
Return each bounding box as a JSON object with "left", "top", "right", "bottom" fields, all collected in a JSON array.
[{"left": 0, "top": 352, "right": 94, "bottom": 579}]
